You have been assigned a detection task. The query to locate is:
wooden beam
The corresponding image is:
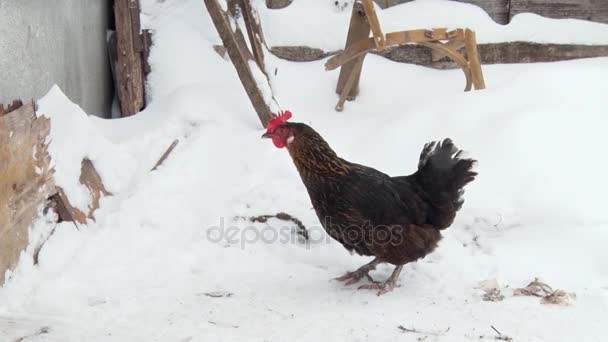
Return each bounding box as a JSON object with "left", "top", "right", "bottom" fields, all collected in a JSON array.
[
  {"left": 419, "top": 41, "right": 472, "bottom": 91},
  {"left": 204, "top": 0, "right": 273, "bottom": 126},
  {"left": 432, "top": 40, "right": 466, "bottom": 61},
  {"left": 335, "top": 0, "right": 371, "bottom": 98},
  {"left": 335, "top": 56, "right": 366, "bottom": 111},
  {"left": 114, "top": 0, "right": 145, "bottom": 117},
  {"left": 362, "top": 0, "right": 386, "bottom": 50},
  {"left": 464, "top": 29, "right": 486, "bottom": 90}
]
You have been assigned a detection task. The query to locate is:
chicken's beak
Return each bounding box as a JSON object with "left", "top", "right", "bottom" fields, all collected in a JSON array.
[{"left": 261, "top": 131, "right": 273, "bottom": 139}]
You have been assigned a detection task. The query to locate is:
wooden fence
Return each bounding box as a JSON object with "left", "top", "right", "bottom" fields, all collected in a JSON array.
[{"left": 374, "top": 0, "right": 608, "bottom": 24}]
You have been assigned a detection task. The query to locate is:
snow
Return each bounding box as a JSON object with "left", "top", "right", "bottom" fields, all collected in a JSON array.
[
  {"left": 37, "top": 86, "right": 137, "bottom": 213},
  {"left": 257, "top": 0, "right": 608, "bottom": 51},
  {"left": 1, "top": 0, "right": 608, "bottom": 341}
]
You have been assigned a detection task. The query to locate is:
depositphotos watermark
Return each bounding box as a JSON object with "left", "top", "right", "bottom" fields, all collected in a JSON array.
[{"left": 205, "top": 217, "right": 408, "bottom": 249}]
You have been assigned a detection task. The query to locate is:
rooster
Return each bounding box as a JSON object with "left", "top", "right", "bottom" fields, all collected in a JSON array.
[{"left": 262, "top": 111, "right": 477, "bottom": 295}]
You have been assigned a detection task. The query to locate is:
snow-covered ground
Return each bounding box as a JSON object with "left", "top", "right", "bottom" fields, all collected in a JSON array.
[{"left": 1, "top": 0, "right": 608, "bottom": 341}]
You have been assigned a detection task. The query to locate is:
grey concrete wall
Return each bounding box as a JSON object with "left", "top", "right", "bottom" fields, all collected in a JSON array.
[{"left": 0, "top": 0, "right": 112, "bottom": 117}]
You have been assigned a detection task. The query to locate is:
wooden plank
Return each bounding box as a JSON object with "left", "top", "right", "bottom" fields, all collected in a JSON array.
[
  {"left": 464, "top": 29, "right": 485, "bottom": 90},
  {"left": 0, "top": 100, "right": 24, "bottom": 117},
  {"left": 362, "top": 0, "right": 386, "bottom": 50},
  {"left": 335, "top": 0, "right": 371, "bottom": 98},
  {"left": 325, "top": 37, "right": 375, "bottom": 71},
  {"left": 0, "top": 102, "right": 54, "bottom": 285},
  {"left": 114, "top": 0, "right": 145, "bottom": 116},
  {"left": 432, "top": 40, "right": 466, "bottom": 61},
  {"left": 510, "top": 0, "right": 608, "bottom": 23},
  {"left": 418, "top": 41, "right": 472, "bottom": 91},
  {"left": 335, "top": 56, "right": 366, "bottom": 111},
  {"left": 204, "top": 0, "right": 273, "bottom": 126}
]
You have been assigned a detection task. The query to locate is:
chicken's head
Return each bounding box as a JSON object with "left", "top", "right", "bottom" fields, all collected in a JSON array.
[{"left": 261, "top": 110, "right": 294, "bottom": 148}]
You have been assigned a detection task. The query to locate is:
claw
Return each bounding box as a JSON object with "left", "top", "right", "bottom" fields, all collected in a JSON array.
[
  {"left": 358, "top": 281, "right": 398, "bottom": 296},
  {"left": 357, "top": 265, "right": 404, "bottom": 296},
  {"left": 334, "top": 258, "right": 382, "bottom": 286}
]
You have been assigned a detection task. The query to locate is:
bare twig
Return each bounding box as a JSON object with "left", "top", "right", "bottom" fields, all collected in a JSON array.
[
  {"left": 238, "top": 212, "right": 309, "bottom": 240},
  {"left": 202, "top": 291, "right": 233, "bottom": 298},
  {"left": 151, "top": 139, "right": 179, "bottom": 171},
  {"left": 490, "top": 326, "right": 501, "bottom": 335},
  {"left": 484, "top": 325, "right": 513, "bottom": 341},
  {"left": 398, "top": 325, "right": 450, "bottom": 336},
  {"left": 13, "top": 327, "right": 50, "bottom": 342},
  {"left": 32, "top": 224, "right": 58, "bottom": 265}
]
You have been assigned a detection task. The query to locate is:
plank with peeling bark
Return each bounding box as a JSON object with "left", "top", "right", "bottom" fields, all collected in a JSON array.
[
  {"left": 114, "top": 0, "right": 145, "bottom": 117},
  {"left": 0, "top": 101, "right": 54, "bottom": 285},
  {"left": 57, "top": 159, "right": 112, "bottom": 225},
  {"left": 336, "top": 1, "right": 371, "bottom": 98}
]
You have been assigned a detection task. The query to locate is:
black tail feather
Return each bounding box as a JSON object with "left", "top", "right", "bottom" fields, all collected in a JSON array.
[{"left": 415, "top": 138, "right": 477, "bottom": 229}]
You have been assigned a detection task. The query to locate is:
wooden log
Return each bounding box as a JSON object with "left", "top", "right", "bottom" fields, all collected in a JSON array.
[
  {"left": 265, "top": 0, "right": 292, "bottom": 9},
  {"left": 0, "top": 101, "right": 54, "bottom": 285},
  {"left": 271, "top": 46, "right": 336, "bottom": 61},
  {"left": 204, "top": 0, "right": 273, "bottom": 126},
  {"left": 289, "top": 42, "right": 608, "bottom": 68},
  {"left": 510, "top": 0, "right": 608, "bottom": 24},
  {"left": 114, "top": 0, "right": 145, "bottom": 117},
  {"left": 464, "top": 29, "right": 485, "bottom": 90},
  {"left": 335, "top": 0, "right": 371, "bottom": 98}
]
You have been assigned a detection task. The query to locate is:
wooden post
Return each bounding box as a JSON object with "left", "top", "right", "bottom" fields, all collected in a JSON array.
[
  {"left": 205, "top": 0, "right": 273, "bottom": 127},
  {"left": 114, "top": 0, "right": 145, "bottom": 117},
  {"left": 464, "top": 29, "right": 486, "bottom": 90},
  {"left": 335, "top": 56, "right": 365, "bottom": 112},
  {"left": 336, "top": 0, "right": 371, "bottom": 99}
]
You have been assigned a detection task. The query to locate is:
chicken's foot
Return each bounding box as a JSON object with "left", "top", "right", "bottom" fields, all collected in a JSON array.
[
  {"left": 334, "top": 258, "right": 381, "bottom": 286},
  {"left": 358, "top": 265, "right": 403, "bottom": 295}
]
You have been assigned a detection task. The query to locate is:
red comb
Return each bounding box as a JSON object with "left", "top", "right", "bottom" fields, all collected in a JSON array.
[{"left": 266, "top": 110, "right": 292, "bottom": 132}]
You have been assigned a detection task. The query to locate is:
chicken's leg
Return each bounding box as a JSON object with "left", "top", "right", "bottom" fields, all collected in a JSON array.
[
  {"left": 358, "top": 265, "right": 403, "bottom": 296},
  {"left": 334, "top": 258, "right": 382, "bottom": 286}
]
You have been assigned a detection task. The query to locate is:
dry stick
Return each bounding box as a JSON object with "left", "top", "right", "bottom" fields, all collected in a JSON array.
[
  {"left": 151, "top": 139, "right": 179, "bottom": 171},
  {"left": 13, "top": 327, "right": 50, "bottom": 342},
  {"left": 241, "top": 212, "right": 309, "bottom": 240},
  {"left": 32, "top": 224, "right": 58, "bottom": 266},
  {"left": 398, "top": 325, "right": 450, "bottom": 336}
]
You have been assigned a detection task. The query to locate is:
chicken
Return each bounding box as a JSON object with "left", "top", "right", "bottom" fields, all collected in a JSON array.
[{"left": 262, "top": 111, "right": 477, "bottom": 295}]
